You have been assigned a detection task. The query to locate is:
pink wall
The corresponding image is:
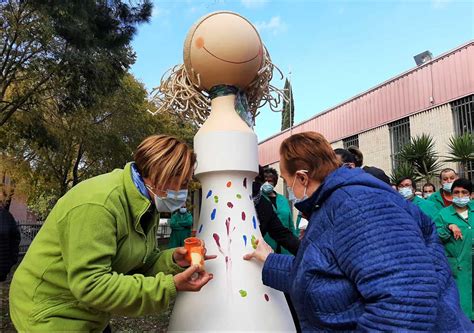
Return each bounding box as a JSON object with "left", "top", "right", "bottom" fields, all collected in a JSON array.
[
  {"left": 9, "top": 197, "right": 38, "bottom": 224},
  {"left": 259, "top": 41, "right": 474, "bottom": 166}
]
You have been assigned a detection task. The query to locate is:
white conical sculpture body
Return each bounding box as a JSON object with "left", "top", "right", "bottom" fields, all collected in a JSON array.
[{"left": 168, "top": 95, "right": 295, "bottom": 331}]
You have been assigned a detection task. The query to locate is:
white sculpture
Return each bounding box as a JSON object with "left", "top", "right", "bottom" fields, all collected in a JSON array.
[{"left": 152, "top": 11, "right": 294, "bottom": 332}]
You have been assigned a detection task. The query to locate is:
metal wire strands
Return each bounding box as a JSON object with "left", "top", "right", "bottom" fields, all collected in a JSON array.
[{"left": 148, "top": 47, "right": 286, "bottom": 126}]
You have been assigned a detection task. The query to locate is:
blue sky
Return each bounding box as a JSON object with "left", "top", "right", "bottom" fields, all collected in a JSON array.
[{"left": 130, "top": 0, "right": 474, "bottom": 141}]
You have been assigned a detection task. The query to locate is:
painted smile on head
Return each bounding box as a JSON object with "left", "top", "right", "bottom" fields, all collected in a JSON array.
[{"left": 195, "top": 36, "right": 262, "bottom": 64}]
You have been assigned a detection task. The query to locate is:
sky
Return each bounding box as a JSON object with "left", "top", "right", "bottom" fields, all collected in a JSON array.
[{"left": 130, "top": 0, "right": 474, "bottom": 142}]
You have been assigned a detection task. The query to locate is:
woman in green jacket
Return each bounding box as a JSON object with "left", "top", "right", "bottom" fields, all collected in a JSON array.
[
  {"left": 168, "top": 207, "right": 193, "bottom": 248},
  {"left": 9, "top": 135, "right": 215, "bottom": 332},
  {"left": 435, "top": 178, "right": 473, "bottom": 320}
]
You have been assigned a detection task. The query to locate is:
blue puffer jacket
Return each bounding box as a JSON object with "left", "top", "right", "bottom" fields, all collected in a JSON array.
[{"left": 262, "top": 166, "right": 472, "bottom": 331}]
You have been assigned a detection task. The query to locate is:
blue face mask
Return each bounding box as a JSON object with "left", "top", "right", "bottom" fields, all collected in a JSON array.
[
  {"left": 287, "top": 170, "right": 308, "bottom": 204},
  {"left": 398, "top": 187, "right": 414, "bottom": 199},
  {"left": 261, "top": 182, "right": 274, "bottom": 194},
  {"left": 146, "top": 185, "right": 188, "bottom": 213},
  {"left": 179, "top": 207, "right": 187, "bottom": 214},
  {"left": 453, "top": 196, "right": 470, "bottom": 208},
  {"left": 442, "top": 182, "right": 453, "bottom": 193}
]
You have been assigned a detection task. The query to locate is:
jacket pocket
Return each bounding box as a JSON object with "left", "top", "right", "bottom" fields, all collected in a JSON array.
[{"left": 29, "top": 295, "right": 79, "bottom": 323}]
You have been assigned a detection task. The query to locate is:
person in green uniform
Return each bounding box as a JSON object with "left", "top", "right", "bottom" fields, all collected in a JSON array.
[
  {"left": 168, "top": 207, "right": 193, "bottom": 248},
  {"left": 261, "top": 167, "right": 297, "bottom": 254},
  {"left": 435, "top": 178, "right": 473, "bottom": 320},
  {"left": 422, "top": 182, "right": 436, "bottom": 199},
  {"left": 9, "top": 135, "right": 215, "bottom": 332},
  {"left": 428, "top": 168, "right": 459, "bottom": 211},
  {"left": 397, "top": 177, "right": 439, "bottom": 220}
]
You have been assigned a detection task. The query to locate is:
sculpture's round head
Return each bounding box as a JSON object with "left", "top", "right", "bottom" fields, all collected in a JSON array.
[{"left": 184, "top": 11, "right": 264, "bottom": 91}]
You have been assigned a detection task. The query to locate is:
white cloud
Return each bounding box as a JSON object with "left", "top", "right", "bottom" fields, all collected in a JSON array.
[
  {"left": 254, "top": 16, "right": 287, "bottom": 35},
  {"left": 432, "top": 0, "right": 453, "bottom": 9},
  {"left": 241, "top": 0, "right": 269, "bottom": 9}
]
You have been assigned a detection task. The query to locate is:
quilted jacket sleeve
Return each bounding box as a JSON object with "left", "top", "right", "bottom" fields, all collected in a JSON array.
[
  {"left": 262, "top": 253, "right": 294, "bottom": 293},
  {"left": 333, "top": 194, "right": 439, "bottom": 331}
]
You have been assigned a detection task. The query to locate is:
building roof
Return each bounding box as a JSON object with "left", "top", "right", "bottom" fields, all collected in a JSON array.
[{"left": 258, "top": 40, "right": 474, "bottom": 166}]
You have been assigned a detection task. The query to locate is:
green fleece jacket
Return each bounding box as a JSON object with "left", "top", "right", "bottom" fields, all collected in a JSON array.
[{"left": 9, "top": 163, "right": 185, "bottom": 332}]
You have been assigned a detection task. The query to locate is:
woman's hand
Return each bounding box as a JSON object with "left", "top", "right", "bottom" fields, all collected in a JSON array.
[
  {"left": 243, "top": 237, "right": 273, "bottom": 263},
  {"left": 172, "top": 242, "right": 217, "bottom": 268},
  {"left": 448, "top": 224, "right": 463, "bottom": 240},
  {"left": 173, "top": 265, "right": 214, "bottom": 291}
]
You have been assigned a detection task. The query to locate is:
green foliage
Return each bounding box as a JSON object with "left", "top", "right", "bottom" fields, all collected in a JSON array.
[
  {"left": 390, "top": 162, "right": 419, "bottom": 186},
  {"left": 398, "top": 134, "right": 442, "bottom": 183},
  {"left": 445, "top": 133, "right": 474, "bottom": 179},
  {"left": 0, "top": 0, "right": 152, "bottom": 126},
  {"left": 0, "top": 75, "right": 197, "bottom": 218},
  {"left": 281, "top": 78, "right": 294, "bottom": 131}
]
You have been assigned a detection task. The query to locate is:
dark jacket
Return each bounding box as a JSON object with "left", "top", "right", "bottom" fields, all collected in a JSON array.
[
  {"left": 362, "top": 165, "right": 391, "bottom": 185},
  {"left": 252, "top": 183, "right": 300, "bottom": 255},
  {"left": 262, "top": 166, "right": 472, "bottom": 331},
  {"left": 0, "top": 206, "right": 21, "bottom": 281}
]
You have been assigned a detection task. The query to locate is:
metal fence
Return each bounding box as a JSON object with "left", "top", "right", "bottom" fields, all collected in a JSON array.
[
  {"left": 16, "top": 223, "right": 42, "bottom": 255},
  {"left": 17, "top": 219, "right": 172, "bottom": 255}
]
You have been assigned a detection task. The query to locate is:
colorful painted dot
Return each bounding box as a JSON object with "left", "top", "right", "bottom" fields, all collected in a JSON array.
[
  {"left": 213, "top": 233, "right": 221, "bottom": 247},
  {"left": 226, "top": 181, "right": 232, "bottom": 188},
  {"left": 225, "top": 218, "right": 231, "bottom": 235},
  {"left": 243, "top": 178, "right": 247, "bottom": 188},
  {"left": 198, "top": 225, "right": 203, "bottom": 233},
  {"left": 227, "top": 202, "right": 234, "bottom": 208},
  {"left": 251, "top": 235, "right": 257, "bottom": 249},
  {"left": 264, "top": 294, "right": 270, "bottom": 302},
  {"left": 236, "top": 194, "right": 242, "bottom": 199},
  {"left": 239, "top": 290, "right": 248, "bottom": 297},
  {"left": 214, "top": 195, "right": 219, "bottom": 203},
  {"left": 243, "top": 235, "right": 247, "bottom": 246},
  {"left": 206, "top": 190, "right": 212, "bottom": 199},
  {"left": 211, "top": 208, "right": 216, "bottom": 220},
  {"left": 252, "top": 216, "right": 257, "bottom": 230},
  {"left": 241, "top": 211, "right": 246, "bottom": 221}
]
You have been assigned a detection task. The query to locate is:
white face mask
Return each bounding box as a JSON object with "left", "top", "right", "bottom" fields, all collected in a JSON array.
[
  {"left": 287, "top": 170, "right": 308, "bottom": 204},
  {"left": 146, "top": 185, "right": 188, "bottom": 213},
  {"left": 442, "top": 182, "right": 453, "bottom": 193},
  {"left": 261, "top": 182, "right": 274, "bottom": 195},
  {"left": 423, "top": 193, "right": 433, "bottom": 199},
  {"left": 398, "top": 187, "right": 414, "bottom": 199},
  {"left": 453, "top": 196, "right": 470, "bottom": 208}
]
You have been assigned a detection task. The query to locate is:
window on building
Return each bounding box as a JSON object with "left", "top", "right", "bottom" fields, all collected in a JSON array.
[
  {"left": 451, "top": 94, "right": 474, "bottom": 180},
  {"left": 343, "top": 135, "right": 359, "bottom": 149},
  {"left": 389, "top": 117, "right": 411, "bottom": 170}
]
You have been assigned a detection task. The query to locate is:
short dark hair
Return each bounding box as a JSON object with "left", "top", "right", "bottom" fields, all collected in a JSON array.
[
  {"left": 263, "top": 167, "right": 279, "bottom": 185},
  {"left": 439, "top": 168, "right": 457, "bottom": 180},
  {"left": 347, "top": 146, "right": 363, "bottom": 167},
  {"left": 396, "top": 177, "right": 416, "bottom": 188},
  {"left": 334, "top": 148, "right": 356, "bottom": 164},
  {"left": 452, "top": 178, "right": 472, "bottom": 194},
  {"left": 422, "top": 183, "right": 436, "bottom": 192}
]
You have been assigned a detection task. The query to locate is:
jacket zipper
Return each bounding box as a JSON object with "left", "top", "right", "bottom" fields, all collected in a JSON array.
[{"left": 135, "top": 206, "right": 150, "bottom": 264}]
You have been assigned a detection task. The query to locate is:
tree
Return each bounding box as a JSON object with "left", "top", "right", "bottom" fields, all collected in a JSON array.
[
  {"left": 281, "top": 78, "right": 294, "bottom": 131},
  {"left": 0, "top": 0, "right": 152, "bottom": 126},
  {"left": 398, "top": 134, "right": 442, "bottom": 183},
  {"left": 390, "top": 162, "right": 419, "bottom": 186},
  {"left": 444, "top": 133, "right": 474, "bottom": 180},
  {"left": 0, "top": 74, "right": 197, "bottom": 218}
]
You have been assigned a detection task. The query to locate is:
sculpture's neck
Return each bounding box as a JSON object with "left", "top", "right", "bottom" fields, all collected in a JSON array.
[{"left": 199, "top": 95, "right": 253, "bottom": 133}]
